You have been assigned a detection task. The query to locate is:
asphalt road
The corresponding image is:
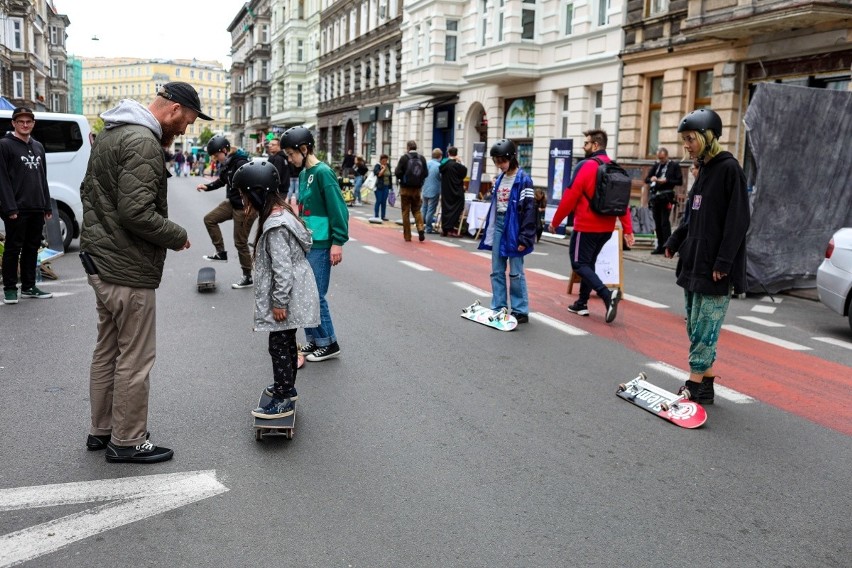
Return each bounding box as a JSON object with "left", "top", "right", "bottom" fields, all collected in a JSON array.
[{"left": 1, "top": 175, "right": 850, "bottom": 567}]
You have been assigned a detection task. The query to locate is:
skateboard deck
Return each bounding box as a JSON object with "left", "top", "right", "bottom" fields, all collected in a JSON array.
[
  {"left": 253, "top": 392, "right": 296, "bottom": 441},
  {"left": 460, "top": 300, "right": 518, "bottom": 332},
  {"left": 616, "top": 372, "right": 707, "bottom": 429},
  {"left": 197, "top": 267, "right": 216, "bottom": 292}
]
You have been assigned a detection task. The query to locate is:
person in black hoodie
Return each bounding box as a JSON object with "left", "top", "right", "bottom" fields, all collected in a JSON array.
[
  {"left": 195, "top": 135, "right": 254, "bottom": 288},
  {"left": 664, "top": 108, "right": 750, "bottom": 405},
  {"left": 1, "top": 107, "right": 52, "bottom": 303}
]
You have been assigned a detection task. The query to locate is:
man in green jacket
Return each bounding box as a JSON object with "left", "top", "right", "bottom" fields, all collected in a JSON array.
[{"left": 80, "top": 82, "right": 209, "bottom": 464}]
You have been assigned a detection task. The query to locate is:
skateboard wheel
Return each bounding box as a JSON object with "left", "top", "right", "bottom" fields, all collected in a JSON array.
[
  {"left": 286, "top": 430, "right": 294, "bottom": 440},
  {"left": 616, "top": 384, "right": 626, "bottom": 393},
  {"left": 255, "top": 429, "right": 263, "bottom": 441},
  {"left": 660, "top": 402, "right": 670, "bottom": 412}
]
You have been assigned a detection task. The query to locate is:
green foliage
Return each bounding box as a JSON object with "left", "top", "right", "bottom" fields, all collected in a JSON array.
[
  {"left": 198, "top": 127, "right": 215, "bottom": 147},
  {"left": 92, "top": 117, "right": 105, "bottom": 135}
]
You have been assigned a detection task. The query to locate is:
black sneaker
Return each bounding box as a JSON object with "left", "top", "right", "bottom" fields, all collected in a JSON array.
[
  {"left": 204, "top": 250, "right": 228, "bottom": 262},
  {"left": 252, "top": 397, "right": 295, "bottom": 419},
  {"left": 231, "top": 274, "right": 253, "bottom": 289},
  {"left": 299, "top": 342, "right": 317, "bottom": 355},
  {"left": 305, "top": 341, "right": 340, "bottom": 362},
  {"left": 511, "top": 312, "right": 529, "bottom": 324},
  {"left": 105, "top": 440, "right": 173, "bottom": 463},
  {"left": 418, "top": 229, "right": 426, "bottom": 242},
  {"left": 605, "top": 289, "right": 622, "bottom": 323},
  {"left": 678, "top": 377, "right": 715, "bottom": 405},
  {"left": 87, "top": 431, "right": 150, "bottom": 451},
  {"left": 567, "top": 301, "right": 589, "bottom": 316},
  {"left": 263, "top": 385, "right": 299, "bottom": 400}
]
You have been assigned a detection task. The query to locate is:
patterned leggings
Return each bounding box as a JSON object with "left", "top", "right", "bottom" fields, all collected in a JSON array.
[
  {"left": 269, "top": 329, "right": 299, "bottom": 394},
  {"left": 684, "top": 290, "right": 731, "bottom": 374}
]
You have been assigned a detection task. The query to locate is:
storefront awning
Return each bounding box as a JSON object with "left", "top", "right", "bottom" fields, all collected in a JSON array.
[{"left": 396, "top": 94, "right": 459, "bottom": 113}]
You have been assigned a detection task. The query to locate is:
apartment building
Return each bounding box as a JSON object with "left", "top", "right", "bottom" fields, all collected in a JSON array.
[
  {"left": 229, "top": 0, "right": 274, "bottom": 154},
  {"left": 316, "top": 0, "right": 403, "bottom": 166},
  {"left": 269, "top": 0, "right": 321, "bottom": 137},
  {"left": 0, "top": 0, "right": 71, "bottom": 112},
  {"left": 399, "top": 0, "right": 626, "bottom": 184},
  {"left": 80, "top": 57, "right": 230, "bottom": 151}
]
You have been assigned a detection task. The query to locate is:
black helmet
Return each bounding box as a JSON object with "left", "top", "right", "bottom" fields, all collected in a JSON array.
[
  {"left": 232, "top": 158, "right": 280, "bottom": 210},
  {"left": 678, "top": 109, "right": 723, "bottom": 138},
  {"left": 281, "top": 126, "right": 314, "bottom": 151},
  {"left": 490, "top": 139, "right": 516, "bottom": 159},
  {"left": 207, "top": 135, "right": 231, "bottom": 155}
]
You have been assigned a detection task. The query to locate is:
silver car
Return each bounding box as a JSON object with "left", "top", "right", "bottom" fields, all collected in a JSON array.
[{"left": 817, "top": 227, "right": 852, "bottom": 332}]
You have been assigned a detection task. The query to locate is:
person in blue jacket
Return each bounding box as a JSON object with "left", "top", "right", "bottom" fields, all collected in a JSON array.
[{"left": 477, "top": 139, "right": 538, "bottom": 323}]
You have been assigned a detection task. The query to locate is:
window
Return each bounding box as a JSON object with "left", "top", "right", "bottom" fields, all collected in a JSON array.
[
  {"left": 497, "top": 0, "right": 506, "bottom": 42},
  {"left": 646, "top": 0, "right": 669, "bottom": 16},
  {"left": 297, "top": 84, "right": 303, "bottom": 107},
  {"left": 11, "top": 18, "right": 23, "bottom": 50},
  {"left": 695, "top": 70, "right": 713, "bottom": 109},
  {"left": 591, "top": 88, "right": 603, "bottom": 129},
  {"left": 560, "top": 95, "right": 570, "bottom": 138},
  {"left": 261, "top": 24, "right": 269, "bottom": 43},
  {"left": 50, "top": 59, "right": 59, "bottom": 78},
  {"left": 646, "top": 76, "right": 663, "bottom": 157},
  {"left": 30, "top": 118, "right": 84, "bottom": 153},
  {"left": 261, "top": 60, "right": 269, "bottom": 81},
  {"left": 13, "top": 72, "right": 24, "bottom": 98},
  {"left": 597, "top": 0, "right": 609, "bottom": 26},
  {"left": 522, "top": 0, "right": 536, "bottom": 40},
  {"left": 297, "top": 40, "right": 304, "bottom": 62},
  {"left": 412, "top": 25, "right": 420, "bottom": 65},
  {"left": 446, "top": 20, "right": 458, "bottom": 62},
  {"left": 260, "top": 96, "right": 268, "bottom": 117},
  {"left": 175, "top": 68, "right": 181, "bottom": 77},
  {"left": 479, "top": 0, "right": 488, "bottom": 47},
  {"left": 49, "top": 26, "right": 59, "bottom": 45},
  {"left": 564, "top": 2, "right": 574, "bottom": 36}
]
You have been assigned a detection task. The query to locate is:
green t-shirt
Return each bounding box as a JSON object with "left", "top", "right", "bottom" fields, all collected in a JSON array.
[{"left": 298, "top": 161, "right": 349, "bottom": 249}]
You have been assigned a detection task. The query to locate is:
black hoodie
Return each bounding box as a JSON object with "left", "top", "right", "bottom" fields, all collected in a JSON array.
[
  {"left": 665, "top": 151, "right": 750, "bottom": 295},
  {"left": 0, "top": 132, "right": 50, "bottom": 217}
]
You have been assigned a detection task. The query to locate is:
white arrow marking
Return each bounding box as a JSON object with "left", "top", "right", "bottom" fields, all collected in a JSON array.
[{"left": 0, "top": 470, "right": 228, "bottom": 567}]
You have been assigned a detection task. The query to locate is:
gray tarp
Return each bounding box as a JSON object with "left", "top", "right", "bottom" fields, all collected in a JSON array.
[{"left": 743, "top": 83, "right": 852, "bottom": 293}]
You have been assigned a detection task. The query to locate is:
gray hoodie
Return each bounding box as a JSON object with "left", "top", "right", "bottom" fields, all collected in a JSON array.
[
  {"left": 253, "top": 208, "right": 320, "bottom": 332},
  {"left": 101, "top": 99, "right": 162, "bottom": 139}
]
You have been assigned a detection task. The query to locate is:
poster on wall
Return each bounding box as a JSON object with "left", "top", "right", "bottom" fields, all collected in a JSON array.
[
  {"left": 547, "top": 139, "right": 573, "bottom": 204},
  {"left": 467, "top": 142, "right": 486, "bottom": 196},
  {"left": 504, "top": 97, "right": 536, "bottom": 139}
]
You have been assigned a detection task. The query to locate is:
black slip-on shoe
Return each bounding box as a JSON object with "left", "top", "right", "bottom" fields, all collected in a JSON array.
[
  {"left": 86, "top": 434, "right": 111, "bottom": 451},
  {"left": 105, "top": 440, "right": 173, "bottom": 464}
]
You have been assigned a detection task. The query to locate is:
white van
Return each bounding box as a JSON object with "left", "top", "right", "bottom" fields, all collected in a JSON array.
[{"left": 0, "top": 110, "right": 92, "bottom": 250}]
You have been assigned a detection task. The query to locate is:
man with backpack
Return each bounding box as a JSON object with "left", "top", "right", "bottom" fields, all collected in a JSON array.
[
  {"left": 394, "top": 140, "right": 428, "bottom": 242},
  {"left": 547, "top": 129, "right": 636, "bottom": 323}
]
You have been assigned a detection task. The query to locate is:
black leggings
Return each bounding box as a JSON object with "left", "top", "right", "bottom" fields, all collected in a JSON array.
[{"left": 268, "top": 329, "right": 298, "bottom": 393}]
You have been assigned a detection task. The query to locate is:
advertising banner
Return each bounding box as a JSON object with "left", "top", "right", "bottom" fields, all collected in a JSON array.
[
  {"left": 467, "top": 142, "right": 486, "bottom": 196},
  {"left": 547, "top": 139, "right": 573, "bottom": 205}
]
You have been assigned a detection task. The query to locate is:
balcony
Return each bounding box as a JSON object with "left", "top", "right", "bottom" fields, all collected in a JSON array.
[
  {"left": 680, "top": 0, "right": 852, "bottom": 39},
  {"left": 405, "top": 63, "right": 465, "bottom": 96},
  {"left": 462, "top": 44, "right": 542, "bottom": 85},
  {"left": 246, "top": 42, "right": 271, "bottom": 59}
]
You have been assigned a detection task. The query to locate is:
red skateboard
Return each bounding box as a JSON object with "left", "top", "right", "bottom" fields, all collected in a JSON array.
[{"left": 616, "top": 372, "right": 707, "bottom": 429}]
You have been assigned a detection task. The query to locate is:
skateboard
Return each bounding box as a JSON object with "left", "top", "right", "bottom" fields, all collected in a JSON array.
[
  {"left": 460, "top": 300, "right": 518, "bottom": 332},
  {"left": 253, "top": 391, "right": 296, "bottom": 441},
  {"left": 197, "top": 267, "right": 216, "bottom": 292},
  {"left": 616, "top": 372, "right": 707, "bottom": 429}
]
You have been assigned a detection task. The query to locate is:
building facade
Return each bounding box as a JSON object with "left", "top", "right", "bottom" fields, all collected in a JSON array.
[
  {"left": 80, "top": 57, "right": 230, "bottom": 151},
  {"left": 0, "top": 0, "right": 71, "bottom": 112},
  {"left": 229, "top": 0, "right": 273, "bottom": 154}
]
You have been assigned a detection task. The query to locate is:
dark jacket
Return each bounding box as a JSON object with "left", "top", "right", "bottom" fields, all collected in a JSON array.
[
  {"left": 0, "top": 133, "right": 50, "bottom": 217},
  {"left": 645, "top": 159, "right": 683, "bottom": 202},
  {"left": 394, "top": 151, "right": 427, "bottom": 187},
  {"left": 267, "top": 151, "right": 291, "bottom": 195},
  {"left": 477, "top": 168, "right": 537, "bottom": 257},
  {"left": 665, "top": 151, "right": 749, "bottom": 295},
  {"left": 204, "top": 149, "right": 250, "bottom": 208}
]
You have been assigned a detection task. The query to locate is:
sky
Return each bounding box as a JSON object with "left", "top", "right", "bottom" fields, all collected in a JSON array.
[{"left": 58, "top": 0, "right": 234, "bottom": 67}]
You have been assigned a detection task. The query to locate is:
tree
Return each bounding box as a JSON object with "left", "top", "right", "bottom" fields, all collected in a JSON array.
[
  {"left": 92, "top": 117, "right": 105, "bottom": 135},
  {"left": 198, "top": 127, "right": 214, "bottom": 147}
]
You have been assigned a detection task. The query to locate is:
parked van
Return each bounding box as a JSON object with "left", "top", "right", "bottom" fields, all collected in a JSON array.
[{"left": 0, "top": 110, "right": 92, "bottom": 250}]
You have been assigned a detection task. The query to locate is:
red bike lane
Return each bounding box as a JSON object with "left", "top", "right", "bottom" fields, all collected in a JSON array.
[{"left": 349, "top": 220, "right": 852, "bottom": 436}]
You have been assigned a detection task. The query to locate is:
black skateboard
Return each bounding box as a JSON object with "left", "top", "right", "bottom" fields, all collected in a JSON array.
[
  {"left": 253, "top": 391, "right": 296, "bottom": 441},
  {"left": 197, "top": 267, "right": 216, "bottom": 292}
]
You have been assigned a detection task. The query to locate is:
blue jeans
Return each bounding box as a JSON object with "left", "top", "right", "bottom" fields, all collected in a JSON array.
[
  {"left": 353, "top": 175, "right": 364, "bottom": 203},
  {"left": 490, "top": 213, "right": 529, "bottom": 315},
  {"left": 421, "top": 195, "right": 439, "bottom": 231},
  {"left": 569, "top": 230, "right": 613, "bottom": 305},
  {"left": 305, "top": 248, "right": 336, "bottom": 347},
  {"left": 374, "top": 187, "right": 389, "bottom": 219}
]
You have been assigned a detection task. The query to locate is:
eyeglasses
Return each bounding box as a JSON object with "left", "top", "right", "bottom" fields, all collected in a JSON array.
[{"left": 14, "top": 119, "right": 34, "bottom": 125}]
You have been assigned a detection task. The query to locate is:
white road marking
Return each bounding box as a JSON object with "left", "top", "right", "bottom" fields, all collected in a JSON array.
[
  {"left": 736, "top": 316, "right": 785, "bottom": 328},
  {"left": 529, "top": 251, "right": 548, "bottom": 256},
  {"left": 722, "top": 325, "right": 811, "bottom": 351},
  {"left": 472, "top": 252, "right": 492, "bottom": 260},
  {"left": 751, "top": 305, "right": 776, "bottom": 314},
  {"left": 452, "top": 282, "right": 489, "bottom": 297},
  {"left": 433, "top": 240, "right": 461, "bottom": 248},
  {"left": 39, "top": 277, "right": 89, "bottom": 284},
  {"left": 528, "top": 312, "right": 588, "bottom": 336},
  {"left": 813, "top": 337, "right": 852, "bottom": 350},
  {"left": 362, "top": 245, "right": 387, "bottom": 255},
  {"left": 622, "top": 294, "right": 669, "bottom": 309},
  {"left": 0, "top": 470, "right": 228, "bottom": 567},
  {"left": 399, "top": 260, "right": 431, "bottom": 271},
  {"left": 527, "top": 268, "right": 569, "bottom": 281},
  {"left": 646, "top": 362, "right": 755, "bottom": 404}
]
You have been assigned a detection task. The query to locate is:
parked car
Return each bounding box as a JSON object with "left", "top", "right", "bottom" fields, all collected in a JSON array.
[
  {"left": 817, "top": 227, "right": 852, "bottom": 332},
  {"left": 0, "top": 110, "right": 93, "bottom": 250}
]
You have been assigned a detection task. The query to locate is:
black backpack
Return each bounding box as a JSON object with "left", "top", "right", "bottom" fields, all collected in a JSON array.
[
  {"left": 587, "top": 157, "right": 632, "bottom": 216},
  {"left": 403, "top": 153, "right": 427, "bottom": 188}
]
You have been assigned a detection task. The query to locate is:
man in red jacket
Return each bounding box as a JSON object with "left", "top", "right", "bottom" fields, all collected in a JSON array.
[{"left": 548, "top": 129, "right": 635, "bottom": 323}]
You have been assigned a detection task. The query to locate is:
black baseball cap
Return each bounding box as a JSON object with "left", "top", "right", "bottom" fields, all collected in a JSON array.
[
  {"left": 11, "top": 107, "right": 35, "bottom": 121},
  {"left": 157, "top": 81, "right": 212, "bottom": 121}
]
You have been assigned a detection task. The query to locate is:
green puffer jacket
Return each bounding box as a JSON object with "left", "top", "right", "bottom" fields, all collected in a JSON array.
[{"left": 80, "top": 121, "right": 187, "bottom": 289}]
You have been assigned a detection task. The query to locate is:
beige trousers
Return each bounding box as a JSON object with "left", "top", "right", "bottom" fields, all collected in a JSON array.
[{"left": 87, "top": 275, "right": 156, "bottom": 446}]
